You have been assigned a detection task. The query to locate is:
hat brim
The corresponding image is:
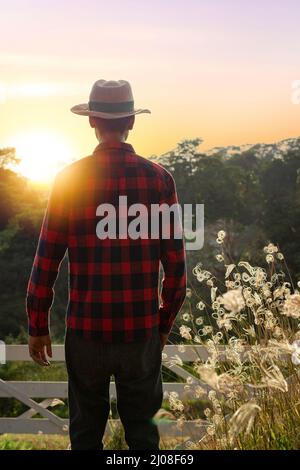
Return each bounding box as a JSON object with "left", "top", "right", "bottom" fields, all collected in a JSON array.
[{"left": 70, "top": 103, "right": 151, "bottom": 119}]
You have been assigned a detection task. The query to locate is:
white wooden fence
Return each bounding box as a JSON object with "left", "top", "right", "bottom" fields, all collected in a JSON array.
[{"left": 0, "top": 344, "right": 213, "bottom": 439}]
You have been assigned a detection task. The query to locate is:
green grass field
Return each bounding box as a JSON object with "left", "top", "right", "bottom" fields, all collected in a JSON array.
[
  {"left": 0, "top": 433, "right": 186, "bottom": 451},
  {"left": 0, "top": 434, "right": 70, "bottom": 450}
]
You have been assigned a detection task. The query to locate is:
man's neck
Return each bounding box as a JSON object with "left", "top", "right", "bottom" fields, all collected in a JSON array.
[{"left": 98, "top": 132, "right": 127, "bottom": 144}]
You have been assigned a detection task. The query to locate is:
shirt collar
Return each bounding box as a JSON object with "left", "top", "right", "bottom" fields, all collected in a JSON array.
[{"left": 93, "top": 141, "right": 135, "bottom": 155}]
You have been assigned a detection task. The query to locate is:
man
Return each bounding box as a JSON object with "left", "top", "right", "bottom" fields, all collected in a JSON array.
[{"left": 26, "top": 79, "right": 187, "bottom": 450}]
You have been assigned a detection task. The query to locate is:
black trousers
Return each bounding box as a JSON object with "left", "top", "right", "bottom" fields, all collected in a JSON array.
[{"left": 64, "top": 326, "right": 163, "bottom": 450}]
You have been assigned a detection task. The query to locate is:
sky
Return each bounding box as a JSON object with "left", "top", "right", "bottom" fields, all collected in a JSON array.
[{"left": 0, "top": 0, "right": 300, "bottom": 181}]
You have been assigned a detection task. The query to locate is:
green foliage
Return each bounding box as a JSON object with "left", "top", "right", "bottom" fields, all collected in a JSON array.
[
  {"left": 0, "top": 438, "right": 33, "bottom": 450},
  {"left": 0, "top": 434, "right": 70, "bottom": 450},
  {"left": 0, "top": 150, "right": 68, "bottom": 339},
  {"left": 0, "top": 147, "right": 21, "bottom": 169}
]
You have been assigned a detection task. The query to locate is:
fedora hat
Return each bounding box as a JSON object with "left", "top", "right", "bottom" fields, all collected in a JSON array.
[{"left": 71, "top": 79, "right": 151, "bottom": 119}]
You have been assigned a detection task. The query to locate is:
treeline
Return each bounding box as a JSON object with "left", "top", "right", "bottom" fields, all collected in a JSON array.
[
  {"left": 152, "top": 138, "right": 300, "bottom": 277},
  {"left": 0, "top": 138, "right": 299, "bottom": 341}
]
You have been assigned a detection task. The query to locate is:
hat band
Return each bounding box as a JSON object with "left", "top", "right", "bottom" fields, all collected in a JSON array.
[{"left": 89, "top": 100, "right": 134, "bottom": 113}]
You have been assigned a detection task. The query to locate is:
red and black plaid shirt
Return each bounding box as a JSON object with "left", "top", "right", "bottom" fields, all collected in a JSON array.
[{"left": 26, "top": 141, "right": 187, "bottom": 342}]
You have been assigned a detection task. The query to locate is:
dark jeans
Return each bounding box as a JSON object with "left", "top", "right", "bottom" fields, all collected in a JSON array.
[{"left": 64, "top": 326, "right": 163, "bottom": 450}]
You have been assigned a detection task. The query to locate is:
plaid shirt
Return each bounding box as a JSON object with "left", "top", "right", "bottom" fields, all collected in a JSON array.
[{"left": 26, "top": 141, "right": 187, "bottom": 342}]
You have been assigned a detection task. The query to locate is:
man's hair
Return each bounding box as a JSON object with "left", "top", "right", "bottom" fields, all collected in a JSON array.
[{"left": 93, "top": 116, "right": 133, "bottom": 134}]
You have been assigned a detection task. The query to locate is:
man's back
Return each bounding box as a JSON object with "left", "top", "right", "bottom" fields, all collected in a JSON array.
[
  {"left": 26, "top": 79, "right": 187, "bottom": 450},
  {"left": 26, "top": 141, "right": 187, "bottom": 342}
]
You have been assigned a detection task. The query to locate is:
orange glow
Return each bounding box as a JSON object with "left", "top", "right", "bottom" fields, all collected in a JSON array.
[{"left": 5, "top": 130, "right": 75, "bottom": 182}]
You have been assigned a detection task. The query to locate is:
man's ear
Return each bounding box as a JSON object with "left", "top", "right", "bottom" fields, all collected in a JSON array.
[
  {"left": 128, "top": 115, "right": 135, "bottom": 130},
  {"left": 89, "top": 116, "right": 96, "bottom": 128}
]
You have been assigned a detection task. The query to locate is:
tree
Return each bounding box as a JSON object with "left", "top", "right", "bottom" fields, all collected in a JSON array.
[{"left": 0, "top": 147, "right": 20, "bottom": 169}]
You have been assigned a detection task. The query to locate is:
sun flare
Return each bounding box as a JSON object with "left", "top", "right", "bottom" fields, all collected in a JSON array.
[{"left": 6, "top": 130, "right": 75, "bottom": 182}]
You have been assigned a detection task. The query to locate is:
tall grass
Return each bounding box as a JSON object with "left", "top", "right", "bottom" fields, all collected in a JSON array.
[{"left": 165, "top": 231, "right": 300, "bottom": 450}]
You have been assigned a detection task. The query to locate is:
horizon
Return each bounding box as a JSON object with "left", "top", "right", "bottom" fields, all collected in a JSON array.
[{"left": 7, "top": 131, "right": 300, "bottom": 191}]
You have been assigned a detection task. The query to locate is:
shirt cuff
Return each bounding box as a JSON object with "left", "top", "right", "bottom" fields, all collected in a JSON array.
[
  {"left": 28, "top": 325, "right": 50, "bottom": 337},
  {"left": 27, "top": 308, "right": 50, "bottom": 337}
]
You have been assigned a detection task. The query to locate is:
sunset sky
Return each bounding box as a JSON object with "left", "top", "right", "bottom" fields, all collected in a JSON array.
[{"left": 1, "top": 0, "right": 300, "bottom": 181}]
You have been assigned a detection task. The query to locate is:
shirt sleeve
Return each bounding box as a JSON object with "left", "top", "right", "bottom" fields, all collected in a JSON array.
[
  {"left": 26, "top": 172, "right": 68, "bottom": 336},
  {"left": 158, "top": 172, "right": 187, "bottom": 335}
]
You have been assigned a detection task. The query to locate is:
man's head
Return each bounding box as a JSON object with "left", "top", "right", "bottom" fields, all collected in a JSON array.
[
  {"left": 71, "top": 80, "right": 150, "bottom": 139},
  {"left": 89, "top": 114, "right": 135, "bottom": 143}
]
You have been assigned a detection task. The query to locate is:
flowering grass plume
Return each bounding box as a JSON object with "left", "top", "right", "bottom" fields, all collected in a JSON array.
[{"left": 173, "top": 231, "right": 300, "bottom": 450}]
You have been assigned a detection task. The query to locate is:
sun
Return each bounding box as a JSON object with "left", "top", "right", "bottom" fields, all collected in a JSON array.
[{"left": 6, "top": 129, "right": 75, "bottom": 182}]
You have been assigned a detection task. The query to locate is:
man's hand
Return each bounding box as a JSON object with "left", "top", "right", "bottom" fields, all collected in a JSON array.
[
  {"left": 159, "top": 332, "right": 169, "bottom": 351},
  {"left": 28, "top": 335, "right": 52, "bottom": 366}
]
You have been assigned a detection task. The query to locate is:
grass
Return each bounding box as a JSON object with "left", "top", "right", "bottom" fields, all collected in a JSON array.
[
  {"left": 0, "top": 433, "right": 188, "bottom": 451},
  {"left": 171, "top": 234, "right": 300, "bottom": 450},
  {"left": 0, "top": 434, "right": 70, "bottom": 450}
]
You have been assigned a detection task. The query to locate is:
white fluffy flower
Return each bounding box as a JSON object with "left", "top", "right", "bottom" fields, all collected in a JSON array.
[
  {"left": 201, "top": 325, "right": 213, "bottom": 336},
  {"left": 283, "top": 294, "right": 300, "bottom": 319},
  {"left": 291, "top": 340, "right": 300, "bottom": 365},
  {"left": 179, "top": 325, "right": 192, "bottom": 340},
  {"left": 168, "top": 354, "right": 183, "bottom": 367},
  {"left": 193, "top": 335, "right": 202, "bottom": 343},
  {"left": 217, "top": 230, "right": 226, "bottom": 240},
  {"left": 196, "top": 301, "right": 205, "bottom": 311},
  {"left": 182, "top": 313, "right": 191, "bottom": 322},
  {"left": 266, "top": 254, "right": 274, "bottom": 264},
  {"left": 263, "top": 243, "right": 278, "bottom": 254},
  {"left": 219, "top": 288, "right": 245, "bottom": 315}
]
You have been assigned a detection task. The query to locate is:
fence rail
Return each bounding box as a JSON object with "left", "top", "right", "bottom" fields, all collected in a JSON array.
[
  {"left": 0, "top": 344, "right": 211, "bottom": 440},
  {"left": 1, "top": 343, "right": 288, "bottom": 441}
]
